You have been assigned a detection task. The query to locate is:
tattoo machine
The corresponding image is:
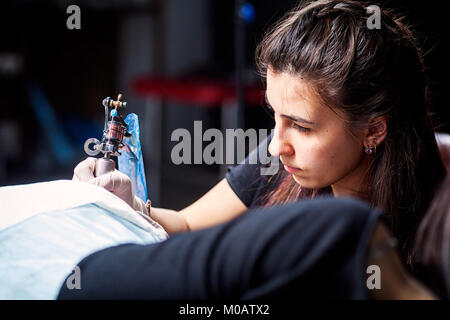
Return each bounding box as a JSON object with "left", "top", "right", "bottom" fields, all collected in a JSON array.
[
  {"left": 83, "top": 94, "right": 130, "bottom": 177},
  {"left": 83, "top": 94, "right": 149, "bottom": 202}
]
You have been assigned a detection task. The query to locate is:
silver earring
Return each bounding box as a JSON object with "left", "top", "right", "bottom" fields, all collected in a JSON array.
[{"left": 365, "top": 145, "right": 376, "bottom": 155}]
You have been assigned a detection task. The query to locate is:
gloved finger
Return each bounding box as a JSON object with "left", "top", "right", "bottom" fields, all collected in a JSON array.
[
  {"left": 88, "top": 170, "right": 116, "bottom": 192},
  {"left": 88, "top": 169, "right": 131, "bottom": 193},
  {"left": 89, "top": 170, "right": 134, "bottom": 207},
  {"left": 73, "top": 157, "right": 97, "bottom": 181}
]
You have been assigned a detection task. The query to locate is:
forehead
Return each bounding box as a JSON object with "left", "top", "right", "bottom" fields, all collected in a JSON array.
[
  {"left": 266, "top": 70, "right": 322, "bottom": 116},
  {"left": 266, "top": 70, "right": 348, "bottom": 126}
]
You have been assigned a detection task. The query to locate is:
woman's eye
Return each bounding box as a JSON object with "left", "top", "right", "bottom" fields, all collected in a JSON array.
[{"left": 291, "top": 122, "right": 310, "bottom": 132}]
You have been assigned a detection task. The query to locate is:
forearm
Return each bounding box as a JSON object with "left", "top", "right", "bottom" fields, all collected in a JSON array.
[
  {"left": 146, "top": 179, "right": 247, "bottom": 235},
  {"left": 149, "top": 207, "right": 190, "bottom": 235}
]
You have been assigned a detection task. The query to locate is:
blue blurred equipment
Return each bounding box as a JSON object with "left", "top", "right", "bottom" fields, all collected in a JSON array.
[
  {"left": 239, "top": 2, "right": 255, "bottom": 24},
  {"left": 28, "top": 83, "right": 75, "bottom": 166}
]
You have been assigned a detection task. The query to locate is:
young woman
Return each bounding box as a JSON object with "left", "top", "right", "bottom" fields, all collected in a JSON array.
[
  {"left": 74, "top": 0, "right": 447, "bottom": 273},
  {"left": 2, "top": 0, "right": 448, "bottom": 300}
]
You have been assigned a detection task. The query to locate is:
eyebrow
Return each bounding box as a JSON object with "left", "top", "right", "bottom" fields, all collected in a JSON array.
[{"left": 265, "top": 92, "right": 315, "bottom": 125}]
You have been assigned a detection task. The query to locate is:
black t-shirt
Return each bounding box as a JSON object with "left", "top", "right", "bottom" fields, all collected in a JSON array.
[{"left": 225, "top": 133, "right": 281, "bottom": 208}]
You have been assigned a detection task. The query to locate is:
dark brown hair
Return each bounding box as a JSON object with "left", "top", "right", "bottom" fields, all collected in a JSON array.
[{"left": 255, "top": 0, "right": 446, "bottom": 267}]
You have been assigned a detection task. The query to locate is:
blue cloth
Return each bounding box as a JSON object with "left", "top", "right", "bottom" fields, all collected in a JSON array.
[{"left": 0, "top": 203, "right": 164, "bottom": 300}]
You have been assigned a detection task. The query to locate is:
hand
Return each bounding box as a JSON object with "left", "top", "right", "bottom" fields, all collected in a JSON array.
[
  {"left": 72, "top": 158, "right": 147, "bottom": 214},
  {"left": 72, "top": 157, "right": 97, "bottom": 182}
]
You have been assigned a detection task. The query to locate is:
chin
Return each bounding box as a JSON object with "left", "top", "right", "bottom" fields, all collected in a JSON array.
[
  {"left": 292, "top": 174, "right": 309, "bottom": 187},
  {"left": 291, "top": 174, "right": 323, "bottom": 189}
]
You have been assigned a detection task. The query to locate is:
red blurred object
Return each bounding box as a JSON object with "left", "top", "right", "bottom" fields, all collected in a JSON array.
[{"left": 132, "top": 76, "right": 264, "bottom": 107}]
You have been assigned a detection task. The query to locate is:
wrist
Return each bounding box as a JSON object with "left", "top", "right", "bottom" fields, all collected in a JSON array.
[
  {"left": 131, "top": 195, "right": 148, "bottom": 215},
  {"left": 145, "top": 199, "right": 152, "bottom": 217}
]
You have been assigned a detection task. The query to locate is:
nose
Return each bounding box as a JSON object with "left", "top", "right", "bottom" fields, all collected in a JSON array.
[{"left": 268, "top": 128, "right": 294, "bottom": 157}]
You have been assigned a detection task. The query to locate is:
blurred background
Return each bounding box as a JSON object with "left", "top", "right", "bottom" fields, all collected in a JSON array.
[{"left": 1, "top": 0, "right": 449, "bottom": 210}]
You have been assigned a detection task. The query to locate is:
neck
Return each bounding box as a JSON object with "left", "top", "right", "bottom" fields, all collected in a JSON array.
[
  {"left": 331, "top": 184, "right": 368, "bottom": 200},
  {"left": 331, "top": 157, "right": 371, "bottom": 201}
]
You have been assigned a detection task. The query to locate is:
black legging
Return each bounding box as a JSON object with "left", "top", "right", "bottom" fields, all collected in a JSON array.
[{"left": 57, "top": 197, "right": 380, "bottom": 300}]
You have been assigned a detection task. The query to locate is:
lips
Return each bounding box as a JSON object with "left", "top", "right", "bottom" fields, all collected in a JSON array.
[{"left": 282, "top": 163, "right": 301, "bottom": 174}]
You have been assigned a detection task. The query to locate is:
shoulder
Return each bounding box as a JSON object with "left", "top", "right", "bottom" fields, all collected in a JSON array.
[{"left": 225, "top": 132, "right": 281, "bottom": 208}]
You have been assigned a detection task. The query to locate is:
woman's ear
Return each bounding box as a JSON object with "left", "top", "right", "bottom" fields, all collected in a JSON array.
[{"left": 364, "top": 115, "right": 388, "bottom": 147}]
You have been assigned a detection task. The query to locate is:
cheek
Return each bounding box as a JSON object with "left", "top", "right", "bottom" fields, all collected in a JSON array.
[
  {"left": 319, "top": 136, "right": 363, "bottom": 179},
  {"left": 296, "top": 145, "right": 328, "bottom": 168},
  {"left": 293, "top": 131, "right": 363, "bottom": 182},
  {"left": 292, "top": 138, "right": 331, "bottom": 170}
]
